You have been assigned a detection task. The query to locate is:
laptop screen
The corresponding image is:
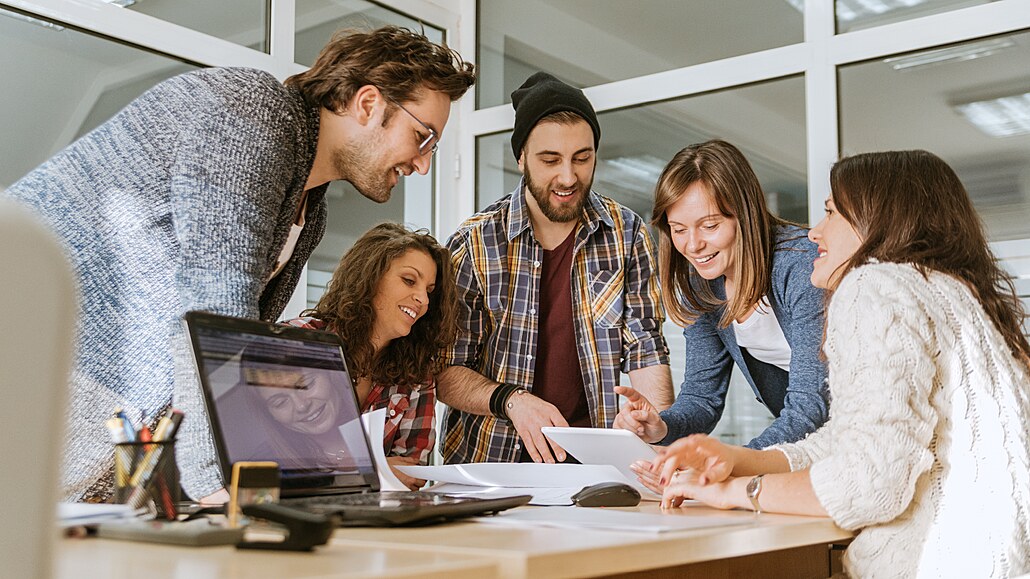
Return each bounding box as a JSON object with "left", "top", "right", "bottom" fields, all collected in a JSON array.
[{"left": 185, "top": 312, "right": 379, "bottom": 495}]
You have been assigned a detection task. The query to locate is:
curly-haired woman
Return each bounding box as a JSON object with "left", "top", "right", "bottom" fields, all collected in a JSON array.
[{"left": 282, "top": 222, "right": 458, "bottom": 490}]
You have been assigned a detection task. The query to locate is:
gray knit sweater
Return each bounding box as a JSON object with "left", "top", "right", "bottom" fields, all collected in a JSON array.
[{"left": 4, "top": 67, "right": 327, "bottom": 500}]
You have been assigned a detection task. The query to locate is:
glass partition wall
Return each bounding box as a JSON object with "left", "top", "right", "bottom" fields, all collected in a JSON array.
[
  {"left": 5, "top": 0, "right": 1029, "bottom": 445},
  {"left": 1, "top": 0, "right": 458, "bottom": 315},
  {"left": 470, "top": 0, "right": 1030, "bottom": 444}
]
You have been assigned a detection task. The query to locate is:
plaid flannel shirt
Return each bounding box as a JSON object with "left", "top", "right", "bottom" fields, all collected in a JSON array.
[
  {"left": 441, "top": 181, "right": 669, "bottom": 463},
  {"left": 282, "top": 317, "right": 436, "bottom": 464}
]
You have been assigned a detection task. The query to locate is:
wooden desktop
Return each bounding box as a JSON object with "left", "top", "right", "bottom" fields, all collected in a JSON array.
[{"left": 56, "top": 502, "right": 852, "bottom": 579}]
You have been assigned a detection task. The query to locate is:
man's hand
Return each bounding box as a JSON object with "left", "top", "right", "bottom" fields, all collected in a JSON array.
[
  {"left": 386, "top": 455, "right": 426, "bottom": 491},
  {"left": 613, "top": 385, "right": 668, "bottom": 443},
  {"left": 506, "top": 392, "right": 569, "bottom": 463}
]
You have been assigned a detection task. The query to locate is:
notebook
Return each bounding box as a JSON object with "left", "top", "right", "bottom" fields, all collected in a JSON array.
[{"left": 183, "top": 311, "right": 530, "bottom": 526}]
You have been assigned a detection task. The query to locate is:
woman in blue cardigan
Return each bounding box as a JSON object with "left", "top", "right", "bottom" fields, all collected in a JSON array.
[{"left": 615, "top": 140, "right": 829, "bottom": 488}]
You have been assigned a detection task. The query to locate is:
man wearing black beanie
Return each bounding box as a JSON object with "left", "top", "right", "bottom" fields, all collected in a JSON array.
[{"left": 437, "top": 72, "right": 674, "bottom": 465}]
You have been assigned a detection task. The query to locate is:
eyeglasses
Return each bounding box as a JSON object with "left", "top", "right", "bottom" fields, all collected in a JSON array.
[{"left": 381, "top": 92, "right": 439, "bottom": 156}]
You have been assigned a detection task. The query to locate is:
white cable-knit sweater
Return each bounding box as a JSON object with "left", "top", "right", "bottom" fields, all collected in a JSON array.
[{"left": 772, "top": 262, "right": 1030, "bottom": 578}]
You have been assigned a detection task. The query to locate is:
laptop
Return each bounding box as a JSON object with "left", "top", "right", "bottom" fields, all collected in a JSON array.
[{"left": 183, "top": 311, "right": 530, "bottom": 526}]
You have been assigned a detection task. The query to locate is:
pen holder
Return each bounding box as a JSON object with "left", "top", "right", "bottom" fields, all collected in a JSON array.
[{"left": 113, "top": 441, "right": 180, "bottom": 520}]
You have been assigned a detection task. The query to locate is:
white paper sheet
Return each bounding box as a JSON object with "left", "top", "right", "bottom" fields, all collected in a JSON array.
[
  {"left": 360, "top": 408, "right": 409, "bottom": 491},
  {"left": 473, "top": 507, "right": 753, "bottom": 533},
  {"left": 57, "top": 502, "right": 137, "bottom": 528},
  {"left": 396, "top": 462, "right": 631, "bottom": 488},
  {"left": 425, "top": 483, "right": 577, "bottom": 506}
]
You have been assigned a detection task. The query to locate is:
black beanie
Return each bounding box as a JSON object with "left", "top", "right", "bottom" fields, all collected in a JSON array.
[{"left": 510, "top": 72, "right": 600, "bottom": 159}]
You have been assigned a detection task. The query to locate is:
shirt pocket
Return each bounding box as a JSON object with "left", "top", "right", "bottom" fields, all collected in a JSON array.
[
  {"left": 589, "top": 268, "right": 625, "bottom": 328},
  {"left": 388, "top": 393, "right": 410, "bottom": 420}
]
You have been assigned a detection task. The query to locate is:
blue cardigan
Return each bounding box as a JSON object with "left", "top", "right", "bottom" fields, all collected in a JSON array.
[{"left": 658, "top": 225, "right": 829, "bottom": 449}]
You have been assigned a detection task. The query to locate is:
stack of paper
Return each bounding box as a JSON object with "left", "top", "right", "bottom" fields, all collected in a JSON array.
[
  {"left": 474, "top": 507, "right": 753, "bottom": 533},
  {"left": 57, "top": 503, "right": 138, "bottom": 528}
]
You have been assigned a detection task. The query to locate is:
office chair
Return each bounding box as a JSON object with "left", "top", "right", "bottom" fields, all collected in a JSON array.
[{"left": 0, "top": 200, "right": 77, "bottom": 578}]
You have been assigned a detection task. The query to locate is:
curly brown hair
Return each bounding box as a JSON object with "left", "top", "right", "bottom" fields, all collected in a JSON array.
[
  {"left": 285, "top": 26, "right": 475, "bottom": 113},
  {"left": 304, "top": 223, "right": 458, "bottom": 387},
  {"left": 829, "top": 150, "right": 1030, "bottom": 365}
]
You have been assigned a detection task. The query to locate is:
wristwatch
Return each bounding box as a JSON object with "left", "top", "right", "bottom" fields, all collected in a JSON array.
[{"left": 746, "top": 474, "right": 766, "bottom": 514}]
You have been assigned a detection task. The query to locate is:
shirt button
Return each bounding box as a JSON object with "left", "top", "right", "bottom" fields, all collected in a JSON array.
[
  {"left": 526, "top": 354, "right": 533, "bottom": 361},
  {"left": 514, "top": 443, "right": 521, "bottom": 450},
  {"left": 533, "top": 260, "right": 541, "bottom": 268},
  {"left": 389, "top": 409, "right": 396, "bottom": 417},
  {"left": 529, "top": 308, "right": 536, "bottom": 315}
]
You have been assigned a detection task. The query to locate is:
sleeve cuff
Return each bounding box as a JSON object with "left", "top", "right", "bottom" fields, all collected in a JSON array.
[{"left": 767, "top": 444, "right": 812, "bottom": 472}]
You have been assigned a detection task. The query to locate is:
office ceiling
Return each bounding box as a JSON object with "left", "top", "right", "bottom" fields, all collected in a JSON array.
[{"left": 1, "top": 0, "right": 1027, "bottom": 239}]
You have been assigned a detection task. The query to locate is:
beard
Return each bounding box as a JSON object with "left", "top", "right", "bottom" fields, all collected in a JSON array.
[
  {"left": 333, "top": 126, "right": 394, "bottom": 204},
  {"left": 524, "top": 162, "right": 593, "bottom": 223}
]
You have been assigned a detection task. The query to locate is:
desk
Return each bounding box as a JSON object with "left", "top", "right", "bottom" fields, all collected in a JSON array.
[
  {"left": 56, "top": 504, "right": 852, "bottom": 579},
  {"left": 55, "top": 537, "right": 500, "bottom": 579},
  {"left": 330, "top": 503, "right": 853, "bottom": 578}
]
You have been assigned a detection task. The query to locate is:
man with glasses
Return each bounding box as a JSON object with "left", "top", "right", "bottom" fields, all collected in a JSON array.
[
  {"left": 438, "top": 72, "right": 674, "bottom": 466},
  {"left": 2, "top": 26, "right": 474, "bottom": 503}
]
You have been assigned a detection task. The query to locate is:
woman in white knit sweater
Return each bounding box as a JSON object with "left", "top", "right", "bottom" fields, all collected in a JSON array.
[{"left": 651, "top": 150, "right": 1030, "bottom": 578}]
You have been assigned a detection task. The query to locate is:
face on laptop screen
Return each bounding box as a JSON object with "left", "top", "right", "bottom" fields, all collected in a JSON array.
[{"left": 190, "top": 321, "right": 377, "bottom": 492}]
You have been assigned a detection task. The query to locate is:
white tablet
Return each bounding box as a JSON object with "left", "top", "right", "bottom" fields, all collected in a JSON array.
[{"left": 541, "top": 427, "right": 659, "bottom": 498}]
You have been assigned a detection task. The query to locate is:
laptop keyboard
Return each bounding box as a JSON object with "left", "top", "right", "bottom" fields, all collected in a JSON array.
[{"left": 285, "top": 491, "right": 475, "bottom": 509}]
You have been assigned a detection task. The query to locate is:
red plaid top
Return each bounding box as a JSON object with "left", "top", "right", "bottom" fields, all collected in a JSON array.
[{"left": 282, "top": 317, "right": 436, "bottom": 464}]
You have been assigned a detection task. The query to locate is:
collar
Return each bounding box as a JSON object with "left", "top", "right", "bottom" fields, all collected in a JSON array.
[{"left": 505, "top": 176, "right": 616, "bottom": 243}]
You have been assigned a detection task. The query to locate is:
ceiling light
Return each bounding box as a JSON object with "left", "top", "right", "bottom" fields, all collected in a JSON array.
[
  {"left": 0, "top": 7, "right": 65, "bottom": 30},
  {"left": 599, "top": 155, "right": 667, "bottom": 194},
  {"left": 836, "top": 0, "right": 927, "bottom": 22},
  {"left": 954, "top": 93, "right": 1030, "bottom": 137},
  {"left": 884, "top": 38, "right": 1015, "bottom": 71},
  {"left": 104, "top": 0, "right": 137, "bottom": 6},
  {"left": 784, "top": 0, "right": 928, "bottom": 22}
]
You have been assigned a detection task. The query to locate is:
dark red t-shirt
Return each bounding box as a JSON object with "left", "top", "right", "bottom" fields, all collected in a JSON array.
[{"left": 532, "top": 230, "right": 590, "bottom": 428}]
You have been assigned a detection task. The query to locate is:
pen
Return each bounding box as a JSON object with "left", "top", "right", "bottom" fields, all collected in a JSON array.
[
  {"left": 128, "top": 409, "right": 184, "bottom": 486},
  {"left": 115, "top": 408, "right": 136, "bottom": 442},
  {"left": 140, "top": 426, "right": 176, "bottom": 518}
]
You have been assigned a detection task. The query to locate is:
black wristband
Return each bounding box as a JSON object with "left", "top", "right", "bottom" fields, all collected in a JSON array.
[{"left": 489, "top": 383, "right": 522, "bottom": 420}]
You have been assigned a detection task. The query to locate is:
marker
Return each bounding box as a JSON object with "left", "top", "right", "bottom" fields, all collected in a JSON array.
[{"left": 106, "top": 417, "right": 131, "bottom": 487}]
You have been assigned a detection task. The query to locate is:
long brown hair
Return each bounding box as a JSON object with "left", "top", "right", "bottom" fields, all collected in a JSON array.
[
  {"left": 829, "top": 150, "right": 1030, "bottom": 364},
  {"left": 286, "top": 26, "right": 475, "bottom": 113},
  {"left": 652, "top": 139, "right": 791, "bottom": 327},
  {"left": 304, "top": 223, "right": 458, "bottom": 386}
]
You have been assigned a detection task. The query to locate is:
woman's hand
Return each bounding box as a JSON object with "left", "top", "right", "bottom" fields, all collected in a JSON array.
[
  {"left": 199, "top": 488, "right": 230, "bottom": 506},
  {"left": 613, "top": 386, "right": 668, "bottom": 443},
  {"left": 386, "top": 455, "right": 427, "bottom": 491},
  {"left": 661, "top": 469, "right": 743, "bottom": 510},
  {"left": 629, "top": 460, "right": 664, "bottom": 495},
  {"left": 652, "top": 434, "right": 736, "bottom": 487}
]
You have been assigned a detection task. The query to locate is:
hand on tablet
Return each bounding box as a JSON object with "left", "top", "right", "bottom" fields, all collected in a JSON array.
[
  {"left": 629, "top": 460, "right": 664, "bottom": 495},
  {"left": 613, "top": 386, "right": 668, "bottom": 443},
  {"left": 651, "top": 434, "right": 735, "bottom": 486},
  {"left": 506, "top": 393, "right": 569, "bottom": 463}
]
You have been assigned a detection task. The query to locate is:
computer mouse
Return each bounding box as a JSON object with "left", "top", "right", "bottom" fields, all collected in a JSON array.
[{"left": 571, "top": 481, "right": 642, "bottom": 508}]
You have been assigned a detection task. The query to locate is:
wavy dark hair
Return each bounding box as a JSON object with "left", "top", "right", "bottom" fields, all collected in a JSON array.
[
  {"left": 652, "top": 139, "right": 795, "bottom": 328},
  {"left": 285, "top": 26, "right": 475, "bottom": 113},
  {"left": 304, "top": 223, "right": 458, "bottom": 386},
  {"left": 829, "top": 149, "right": 1030, "bottom": 364}
]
